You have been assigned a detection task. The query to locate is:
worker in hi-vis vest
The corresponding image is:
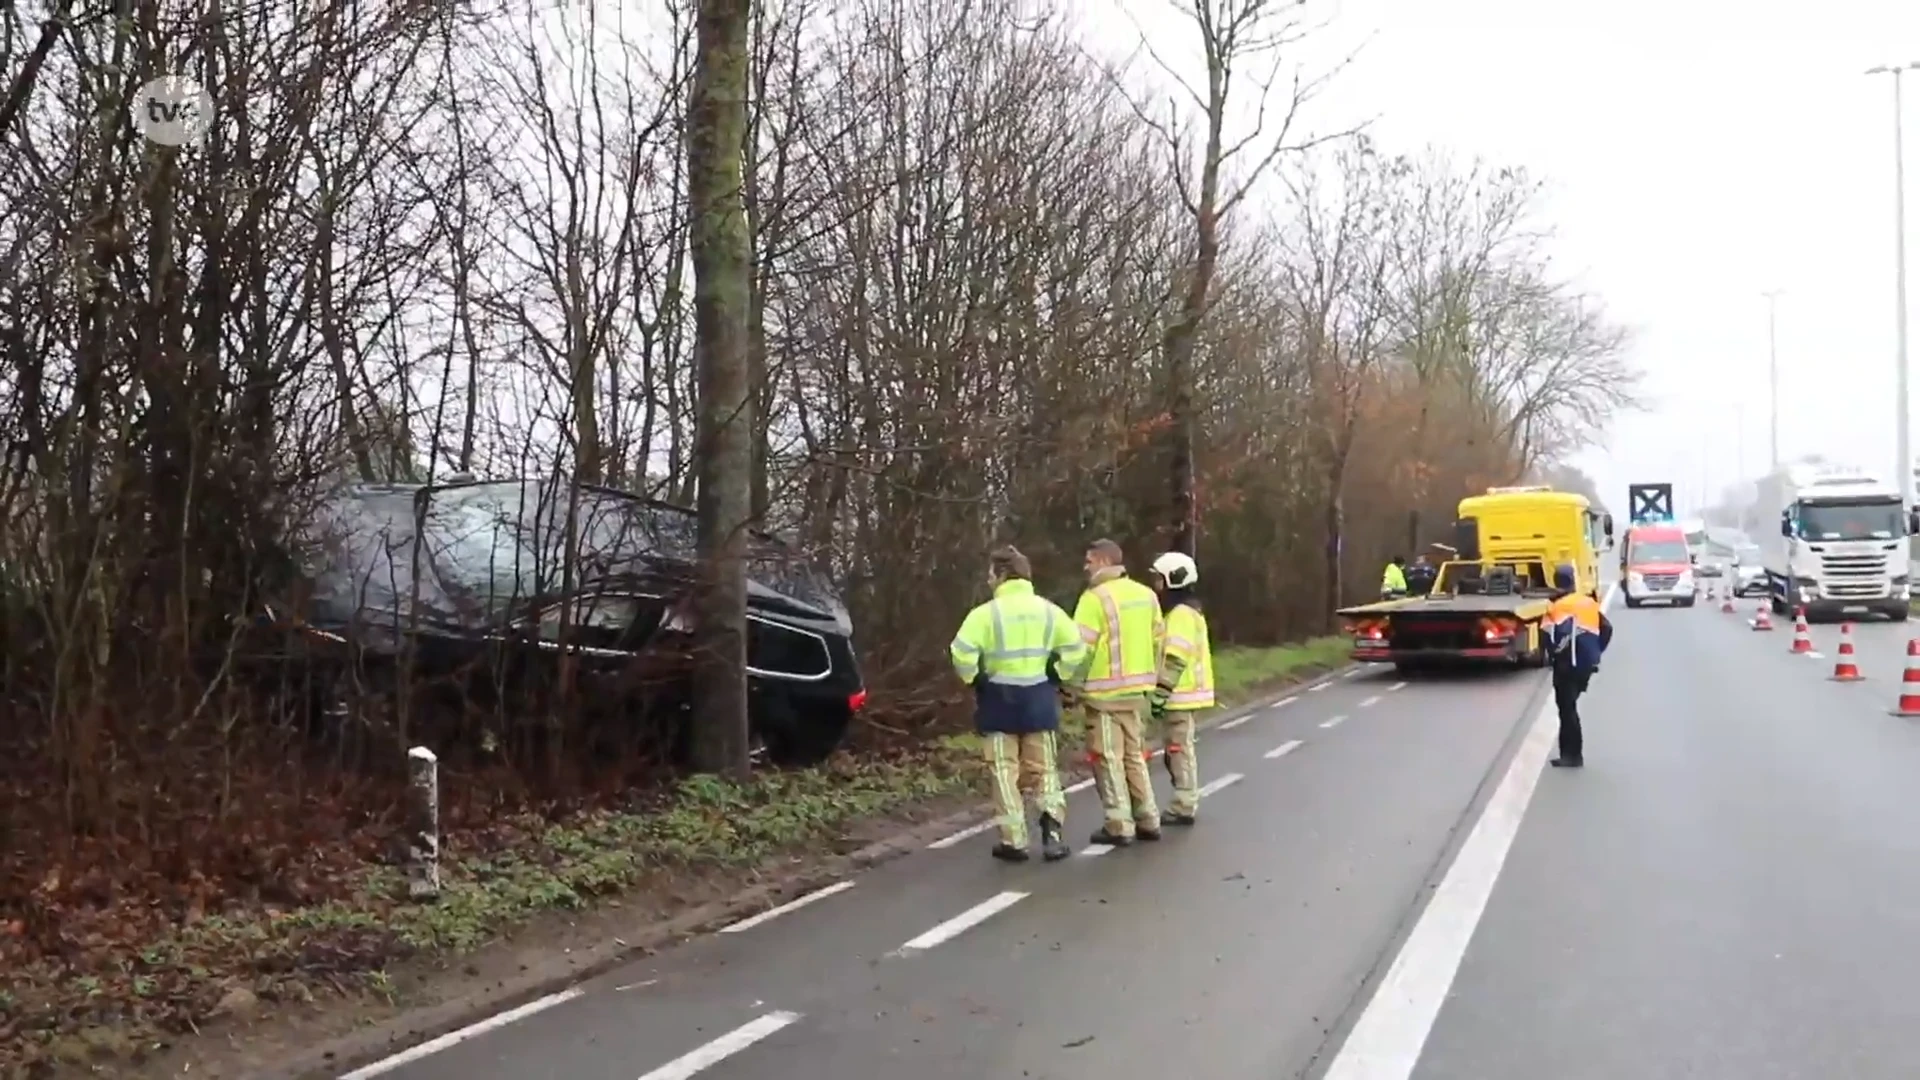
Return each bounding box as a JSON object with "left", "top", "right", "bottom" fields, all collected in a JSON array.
[
  {"left": 1066, "top": 538, "right": 1164, "bottom": 846},
  {"left": 949, "top": 545, "right": 1086, "bottom": 862},
  {"left": 1147, "top": 551, "right": 1212, "bottom": 825}
]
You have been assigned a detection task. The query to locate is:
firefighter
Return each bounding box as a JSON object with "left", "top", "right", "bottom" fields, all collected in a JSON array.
[
  {"left": 1067, "top": 538, "right": 1164, "bottom": 846},
  {"left": 949, "top": 545, "right": 1087, "bottom": 862},
  {"left": 1381, "top": 555, "right": 1409, "bottom": 599},
  {"left": 1147, "top": 551, "right": 1211, "bottom": 825},
  {"left": 1544, "top": 563, "right": 1613, "bottom": 768}
]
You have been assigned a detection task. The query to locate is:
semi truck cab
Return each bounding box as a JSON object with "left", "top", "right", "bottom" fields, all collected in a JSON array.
[{"left": 1766, "top": 469, "right": 1920, "bottom": 621}]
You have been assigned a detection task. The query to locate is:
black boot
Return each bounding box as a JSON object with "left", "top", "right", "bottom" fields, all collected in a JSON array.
[
  {"left": 1040, "top": 815, "right": 1070, "bottom": 862},
  {"left": 991, "top": 842, "right": 1031, "bottom": 862},
  {"left": 1550, "top": 754, "right": 1584, "bottom": 768},
  {"left": 1089, "top": 826, "right": 1133, "bottom": 847},
  {"left": 1134, "top": 822, "right": 1163, "bottom": 841},
  {"left": 1163, "top": 809, "right": 1197, "bottom": 826}
]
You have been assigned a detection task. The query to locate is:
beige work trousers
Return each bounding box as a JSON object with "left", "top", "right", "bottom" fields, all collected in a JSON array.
[
  {"left": 983, "top": 731, "right": 1065, "bottom": 848},
  {"left": 1084, "top": 694, "right": 1159, "bottom": 837},
  {"left": 1161, "top": 709, "right": 1202, "bottom": 816}
]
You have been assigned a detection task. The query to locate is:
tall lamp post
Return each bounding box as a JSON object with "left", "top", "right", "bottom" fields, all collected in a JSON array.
[
  {"left": 1763, "top": 289, "right": 1783, "bottom": 473},
  {"left": 1867, "top": 62, "right": 1917, "bottom": 503}
]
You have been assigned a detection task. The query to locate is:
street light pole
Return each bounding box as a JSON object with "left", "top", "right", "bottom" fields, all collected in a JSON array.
[
  {"left": 1868, "top": 61, "right": 1919, "bottom": 503},
  {"left": 1763, "top": 289, "right": 1783, "bottom": 472}
]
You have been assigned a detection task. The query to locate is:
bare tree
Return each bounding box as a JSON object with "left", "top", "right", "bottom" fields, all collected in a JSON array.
[
  {"left": 1118, "top": 0, "right": 1338, "bottom": 555},
  {"left": 686, "top": 0, "right": 755, "bottom": 779}
]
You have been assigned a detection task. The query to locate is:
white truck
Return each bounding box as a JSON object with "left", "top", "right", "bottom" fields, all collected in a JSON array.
[{"left": 1760, "top": 466, "right": 1919, "bottom": 621}]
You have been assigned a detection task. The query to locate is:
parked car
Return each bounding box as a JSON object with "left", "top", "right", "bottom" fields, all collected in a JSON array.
[{"left": 251, "top": 477, "right": 865, "bottom": 766}]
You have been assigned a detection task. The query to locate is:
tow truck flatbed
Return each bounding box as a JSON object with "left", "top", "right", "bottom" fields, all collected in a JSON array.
[{"left": 1337, "top": 559, "right": 1554, "bottom": 669}]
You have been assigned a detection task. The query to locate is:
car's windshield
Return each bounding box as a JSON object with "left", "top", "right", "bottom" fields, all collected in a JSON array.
[
  {"left": 1629, "top": 540, "right": 1689, "bottom": 564},
  {"left": 1797, "top": 502, "right": 1904, "bottom": 542}
]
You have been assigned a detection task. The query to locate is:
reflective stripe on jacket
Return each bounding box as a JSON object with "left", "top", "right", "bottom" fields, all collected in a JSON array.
[
  {"left": 950, "top": 579, "right": 1088, "bottom": 734},
  {"left": 1545, "top": 592, "right": 1612, "bottom": 671},
  {"left": 1160, "top": 602, "right": 1214, "bottom": 710},
  {"left": 1069, "top": 569, "right": 1164, "bottom": 701}
]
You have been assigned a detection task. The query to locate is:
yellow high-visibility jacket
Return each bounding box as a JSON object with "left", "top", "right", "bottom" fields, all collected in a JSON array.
[
  {"left": 1157, "top": 602, "right": 1214, "bottom": 710},
  {"left": 1069, "top": 571, "right": 1164, "bottom": 702},
  {"left": 950, "top": 578, "right": 1087, "bottom": 734}
]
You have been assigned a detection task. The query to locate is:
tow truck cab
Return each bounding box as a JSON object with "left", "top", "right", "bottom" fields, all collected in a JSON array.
[{"left": 1621, "top": 523, "right": 1696, "bottom": 608}]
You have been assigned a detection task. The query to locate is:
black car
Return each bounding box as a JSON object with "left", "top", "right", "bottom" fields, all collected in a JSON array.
[{"left": 254, "top": 477, "right": 864, "bottom": 766}]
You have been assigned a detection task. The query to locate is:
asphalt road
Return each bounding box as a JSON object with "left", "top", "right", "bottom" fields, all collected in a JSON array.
[{"left": 340, "top": 586, "right": 1920, "bottom": 1080}]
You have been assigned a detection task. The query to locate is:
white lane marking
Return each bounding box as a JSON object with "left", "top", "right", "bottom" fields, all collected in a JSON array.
[
  {"left": 1264, "top": 739, "right": 1304, "bottom": 760},
  {"left": 338, "top": 988, "right": 585, "bottom": 1078},
  {"left": 1197, "top": 772, "right": 1244, "bottom": 797},
  {"left": 927, "top": 819, "right": 996, "bottom": 849},
  {"left": 636, "top": 1010, "right": 803, "bottom": 1080},
  {"left": 1081, "top": 843, "right": 1115, "bottom": 857},
  {"left": 1359, "top": 694, "right": 1383, "bottom": 708},
  {"left": 1271, "top": 695, "right": 1300, "bottom": 710},
  {"left": 719, "top": 880, "right": 854, "bottom": 933},
  {"left": 893, "top": 891, "right": 1028, "bottom": 955},
  {"left": 1066, "top": 777, "right": 1095, "bottom": 794},
  {"left": 1388, "top": 681, "right": 1408, "bottom": 692},
  {"left": 1807, "top": 652, "right": 1825, "bottom": 660},
  {"left": 1323, "top": 580, "right": 1617, "bottom": 1080},
  {"left": 1308, "top": 682, "right": 1331, "bottom": 693},
  {"left": 1218, "top": 714, "right": 1252, "bottom": 731},
  {"left": 1343, "top": 668, "right": 1365, "bottom": 679},
  {"left": 1320, "top": 714, "right": 1348, "bottom": 730}
]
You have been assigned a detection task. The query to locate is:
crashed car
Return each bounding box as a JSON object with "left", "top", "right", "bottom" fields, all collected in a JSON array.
[{"left": 256, "top": 476, "right": 865, "bottom": 766}]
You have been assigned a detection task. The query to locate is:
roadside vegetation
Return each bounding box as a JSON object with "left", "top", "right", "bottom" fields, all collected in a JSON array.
[{"left": 0, "top": 0, "right": 1637, "bottom": 1071}]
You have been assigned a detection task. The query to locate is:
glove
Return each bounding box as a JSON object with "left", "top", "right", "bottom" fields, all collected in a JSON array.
[
  {"left": 1057, "top": 685, "right": 1082, "bottom": 709},
  {"left": 1148, "top": 685, "right": 1171, "bottom": 721}
]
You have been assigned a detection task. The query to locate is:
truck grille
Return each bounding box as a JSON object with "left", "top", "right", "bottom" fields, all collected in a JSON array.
[
  {"left": 1820, "top": 553, "right": 1890, "bottom": 599},
  {"left": 1642, "top": 573, "right": 1680, "bottom": 590}
]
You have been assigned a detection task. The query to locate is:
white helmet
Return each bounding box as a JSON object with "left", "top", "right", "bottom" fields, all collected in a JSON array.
[{"left": 1150, "top": 551, "right": 1199, "bottom": 588}]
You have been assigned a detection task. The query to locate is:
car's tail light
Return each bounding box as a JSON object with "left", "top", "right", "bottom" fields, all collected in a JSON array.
[{"left": 848, "top": 689, "right": 869, "bottom": 712}]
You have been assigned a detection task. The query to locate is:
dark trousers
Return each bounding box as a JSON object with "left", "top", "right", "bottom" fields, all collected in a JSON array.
[{"left": 1551, "top": 665, "right": 1593, "bottom": 759}]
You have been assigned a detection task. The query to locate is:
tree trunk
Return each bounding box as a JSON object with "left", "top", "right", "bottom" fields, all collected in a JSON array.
[{"left": 686, "top": 0, "right": 754, "bottom": 781}]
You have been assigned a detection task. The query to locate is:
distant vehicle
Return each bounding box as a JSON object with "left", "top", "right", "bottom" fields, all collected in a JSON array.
[
  {"left": 1730, "top": 542, "right": 1768, "bottom": 598},
  {"left": 1337, "top": 485, "right": 1612, "bottom": 672},
  {"left": 1680, "top": 517, "right": 1709, "bottom": 566},
  {"left": 1757, "top": 466, "right": 1919, "bottom": 622},
  {"left": 1621, "top": 523, "right": 1696, "bottom": 608},
  {"left": 250, "top": 477, "right": 868, "bottom": 766}
]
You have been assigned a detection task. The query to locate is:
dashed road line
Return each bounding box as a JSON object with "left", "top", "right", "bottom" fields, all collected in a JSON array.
[
  {"left": 1359, "top": 694, "right": 1383, "bottom": 708},
  {"left": 1320, "top": 714, "right": 1348, "bottom": 730},
  {"left": 637, "top": 1010, "right": 803, "bottom": 1080},
  {"left": 1388, "top": 681, "right": 1408, "bottom": 692},
  {"left": 338, "top": 987, "right": 585, "bottom": 1078},
  {"left": 1343, "top": 668, "right": 1365, "bottom": 679},
  {"left": 1081, "top": 843, "right": 1116, "bottom": 857},
  {"left": 1065, "top": 777, "right": 1095, "bottom": 795},
  {"left": 927, "top": 820, "right": 997, "bottom": 849},
  {"left": 1271, "top": 695, "right": 1300, "bottom": 710},
  {"left": 1197, "top": 772, "right": 1244, "bottom": 797},
  {"left": 1218, "top": 714, "right": 1252, "bottom": 731},
  {"left": 893, "top": 891, "right": 1029, "bottom": 955},
  {"left": 1308, "top": 681, "right": 1331, "bottom": 693},
  {"left": 719, "top": 880, "right": 854, "bottom": 933},
  {"left": 1264, "top": 739, "right": 1304, "bottom": 760}
]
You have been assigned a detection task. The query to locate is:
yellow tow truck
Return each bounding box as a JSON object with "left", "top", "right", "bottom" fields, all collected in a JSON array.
[{"left": 1337, "top": 486, "right": 1613, "bottom": 672}]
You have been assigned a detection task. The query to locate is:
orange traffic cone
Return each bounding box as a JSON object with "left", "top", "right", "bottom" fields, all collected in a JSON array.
[
  {"left": 1790, "top": 608, "right": 1813, "bottom": 654},
  {"left": 1892, "top": 640, "right": 1920, "bottom": 716},
  {"left": 1720, "top": 585, "right": 1735, "bottom": 614},
  {"left": 1752, "top": 601, "right": 1773, "bottom": 631},
  {"left": 1831, "top": 622, "right": 1865, "bottom": 681}
]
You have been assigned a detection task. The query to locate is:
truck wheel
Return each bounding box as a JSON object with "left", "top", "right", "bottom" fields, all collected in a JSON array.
[{"left": 1888, "top": 605, "right": 1911, "bottom": 623}]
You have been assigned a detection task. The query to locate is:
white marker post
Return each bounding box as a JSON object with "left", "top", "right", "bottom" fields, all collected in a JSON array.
[{"left": 407, "top": 746, "right": 440, "bottom": 901}]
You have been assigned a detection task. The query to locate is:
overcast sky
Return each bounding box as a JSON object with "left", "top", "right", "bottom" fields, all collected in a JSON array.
[{"left": 1099, "top": 0, "right": 1920, "bottom": 519}]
